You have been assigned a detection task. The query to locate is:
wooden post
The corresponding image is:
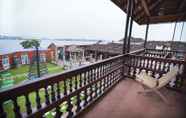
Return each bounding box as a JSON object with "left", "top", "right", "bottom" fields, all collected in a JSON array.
[
  {"left": 123, "top": 0, "right": 132, "bottom": 79},
  {"left": 144, "top": 22, "right": 149, "bottom": 48},
  {"left": 184, "top": 55, "right": 186, "bottom": 78},
  {"left": 127, "top": 0, "right": 134, "bottom": 53},
  {"left": 123, "top": 0, "right": 131, "bottom": 54},
  {"left": 171, "top": 22, "right": 177, "bottom": 50}
]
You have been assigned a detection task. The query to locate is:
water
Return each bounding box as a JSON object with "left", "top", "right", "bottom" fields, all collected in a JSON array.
[{"left": 0, "top": 39, "right": 108, "bottom": 55}]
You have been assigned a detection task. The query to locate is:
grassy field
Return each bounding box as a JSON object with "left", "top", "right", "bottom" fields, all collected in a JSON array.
[
  {"left": 0, "top": 63, "right": 64, "bottom": 118},
  {"left": 0, "top": 63, "right": 64, "bottom": 85},
  {"left": 0, "top": 63, "right": 89, "bottom": 118},
  {"left": 3, "top": 79, "right": 86, "bottom": 118}
]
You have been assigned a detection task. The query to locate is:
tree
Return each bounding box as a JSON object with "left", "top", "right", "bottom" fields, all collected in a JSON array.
[
  {"left": 20, "top": 39, "right": 40, "bottom": 49},
  {"left": 20, "top": 39, "right": 41, "bottom": 78}
]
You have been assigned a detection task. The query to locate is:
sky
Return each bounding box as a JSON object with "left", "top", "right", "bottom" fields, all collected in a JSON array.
[{"left": 0, "top": 0, "right": 185, "bottom": 42}]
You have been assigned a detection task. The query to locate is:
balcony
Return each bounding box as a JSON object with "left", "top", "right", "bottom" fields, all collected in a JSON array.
[{"left": 0, "top": 48, "right": 185, "bottom": 118}]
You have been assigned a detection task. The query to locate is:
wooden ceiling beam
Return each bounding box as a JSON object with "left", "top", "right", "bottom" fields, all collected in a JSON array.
[
  {"left": 178, "top": 0, "right": 186, "bottom": 12},
  {"left": 133, "top": 0, "right": 142, "bottom": 15},
  {"left": 112, "top": 0, "right": 127, "bottom": 11},
  {"left": 143, "top": 13, "right": 186, "bottom": 24},
  {"left": 140, "top": 0, "right": 151, "bottom": 16},
  {"left": 136, "top": 0, "right": 162, "bottom": 21}
]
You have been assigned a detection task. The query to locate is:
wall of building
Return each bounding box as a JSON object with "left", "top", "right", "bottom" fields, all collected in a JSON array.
[{"left": 0, "top": 49, "right": 54, "bottom": 72}]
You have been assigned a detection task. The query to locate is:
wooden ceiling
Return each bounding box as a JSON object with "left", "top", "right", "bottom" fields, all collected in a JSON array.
[{"left": 111, "top": 0, "right": 186, "bottom": 25}]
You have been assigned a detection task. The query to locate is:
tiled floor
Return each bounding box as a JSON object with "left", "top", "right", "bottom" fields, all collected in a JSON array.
[{"left": 78, "top": 79, "right": 186, "bottom": 118}]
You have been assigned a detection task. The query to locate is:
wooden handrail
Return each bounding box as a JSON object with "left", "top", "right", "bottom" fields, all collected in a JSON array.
[
  {"left": 0, "top": 48, "right": 154, "bottom": 118},
  {"left": 126, "top": 54, "right": 185, "bottom": 90},
  {"left": 146, "top": 48, "right": 186, "bottom": 53},
  {"left": 0, "top": 52, "right": 126, "bottom": 118},
  {"left": 129, "top": 54, "right": 185, "bottom": 64}
]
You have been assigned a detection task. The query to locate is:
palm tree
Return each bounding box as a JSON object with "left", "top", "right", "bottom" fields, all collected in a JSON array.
[{"left": 20, "top": 39, "right": 41, "bottom": 78}]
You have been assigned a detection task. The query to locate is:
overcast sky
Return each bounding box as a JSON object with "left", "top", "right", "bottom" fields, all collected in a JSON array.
[{"left": 0, "top": 0, "right": 185, "bottom": 41}]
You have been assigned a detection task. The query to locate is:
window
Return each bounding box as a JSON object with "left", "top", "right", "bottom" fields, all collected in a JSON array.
[
  {"left": 2, "top": 56, "right": 9, "bottom": 66},
  {"left": 21, "top": 54, "right": 29, "bottom": 64},
  {"left": 2, "top": 56, "right": 10, "bottom": 69},
  {"left": 40, "top": 53, "right": 46, "bottom": 62}
]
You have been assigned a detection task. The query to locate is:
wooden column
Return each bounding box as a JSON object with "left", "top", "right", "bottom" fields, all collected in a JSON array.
[
  {"left": 184, "top": 55, "right": 186, "bottom": 79},
  {"left": 179, "top": 22, "right": 184, "bottom": 41},
  {"left": 123, "top": 0, "right": 131, "bottom": 54},
  {"left": 127, "top": 0, "right": 134, "bottom": 53},
  {"left": 144, "top": 22, "right": 149, "bottom": 48},
  {"left": 171, "top": 22, "right": 177, "bottom": 50}
]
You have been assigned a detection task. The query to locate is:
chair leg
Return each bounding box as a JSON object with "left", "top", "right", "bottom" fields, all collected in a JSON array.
[
  {"left": 138, "top": 85, "right": 169, "bottom": 104},
  {"left": 143, "top": 88, "right": 169, "bottom": 104},
  {"left": 152, "top": 88, "right": 169, "bottom": 104}
]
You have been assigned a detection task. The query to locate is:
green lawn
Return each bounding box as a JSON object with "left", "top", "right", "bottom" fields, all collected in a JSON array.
[
  {"left": 0, "top": 63, "right": 64, "bottom": 86},
  {"left": 3, "top": 78, "right": 86, "bottom": 118},
  {"left": 1, "top": 63, "right": 88, "bottom": 118}
]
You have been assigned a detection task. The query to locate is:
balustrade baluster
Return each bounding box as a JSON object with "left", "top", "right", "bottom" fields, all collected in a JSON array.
[
  {"left": 151, "top": 60, "right": 156, "bottom": 78},
  {"left": 51, "top": 85, "right": 56, "bottom": 102},
  {"left": 89, "top": 70, "right": 93, "bottom": 101},
  {"left": 158, "top": 61, "right": 162, "bottom": 72},
  {"left": 25, "top": 94, "right": 32, "bottom": 115},
  {"left": 139, "top": 57, "right": 142, "bottom": 73},
  {"left": 100, "top": 65, "right": 104, "bottom": 94},
  {"left": 162, "top": 61, "right": 166, "bottom": 72},
  {"left": 0, "top": 102, "right": 7, "bottom": 118},
  {"left": 106, "top": 72, "right": 109, "bottom": 89},
  {"left": 79, "top": 73, "right": 82, "bottom": 88},
  {"left": 76, "top": 92, "right": 81, "bottom": 113},
  {"left": 67, "top": 98, "right": 73, "bottom": 118},
  {"left": 83, "top": 88, "right": 88, "bottom": 107},
  {"left": 167, "top": 62, "right": 171, "bottom": 72},
  {"left": 142, "top": 57, "right": 146, "bottom": 69},
  {"left": 128, "top": 56, "right": 131, "bottom": 76},
  {"left": 149, "top": 59, "right": 153, "bottom": 70},
  {"left": 74, "top": 75, "right": 78, "bottom": 90},
  {"left": 92, "top": 68, "right": 96, "bottom": 98},
  {"left": 44, "top": 86, "right": 50, "bottom": 105},
  {"left": 63, "top": 79, "right": 67, "bottom": 95},
  {"left": 103, "top": 65, "right": 106, "bottom": 91},
  {"left": 98, "top": 66, "right": 102, "bottom": 95},
  {"left": 83, "top": 72, "right": 88, "bottom": 107},
  {"left": 12, "top": 97, "right": 22, "bottom": 118},
  {"left": 69, "top": 77, "right": 73, "bottom": 92},
  {"left": 110, "top": 63, "right": 113, "bottom": 86},
  {"left": 55, "top": 106, "right": 62, "bottom": 118},
  {"left": 56, "top": 82, "right": 61, "bottom": 99},
  {"left": 134, "top": 57, "right": 137, "bottom": 77},
  {"left": 94, "top": 68, "right": 98, "bottom": 98},
  {"left": 145, "top": 58, "right": 149, "bottom": 73},
  {"left": 36, "top": 90, "right": 42, "bottom": 109},
  {"left": 110, "top": 72, "right": 113, "bottom": 86}
]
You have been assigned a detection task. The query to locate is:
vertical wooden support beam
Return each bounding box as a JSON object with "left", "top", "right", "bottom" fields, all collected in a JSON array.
[
  {"left": 127, "top": 0, "right": 134, "bottom": 53},
  {"left": 179, "top": 22, "right": 184, "bottom": 41},
  {"left": 144, "top": 22, "right": 149, "bottom": 48},
  {"left": 122, "top": 0, "right": 131, "bottom": 79},
  {"left": 123, "top": 0, "right": 131, "bottom": 54},
  {"left": 171, "top": 22, "right": 177, "bottom": 50},
  {"left": 184, "top": 55, "right": 186, "bottom": 78}
]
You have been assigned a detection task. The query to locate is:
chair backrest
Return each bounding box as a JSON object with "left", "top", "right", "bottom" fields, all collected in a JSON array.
[{"left": 157, "top": 65, "right": 178, "bottom": 89}]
